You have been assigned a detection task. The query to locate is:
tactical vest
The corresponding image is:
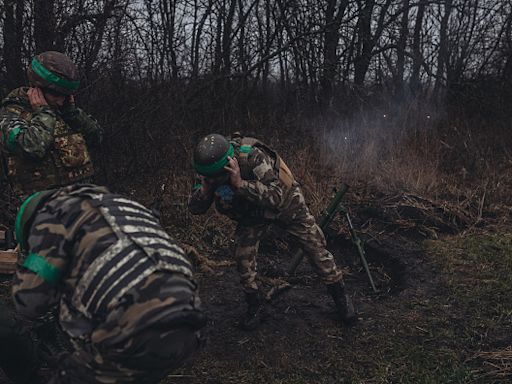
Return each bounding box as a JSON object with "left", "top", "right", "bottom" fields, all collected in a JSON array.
[
  {"left": 233, "top": 136, "right": 295, "bottom": 189},
  {"left": 69, "top": 187, "right": 193, "bottom": 318},
  {"left": 3, "top": 105, "right": 94, "bottom": 196}
]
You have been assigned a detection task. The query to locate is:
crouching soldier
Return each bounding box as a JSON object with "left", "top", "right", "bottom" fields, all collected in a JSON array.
[
  {"left": 0, "top": 51, "right": 103, "bottom": 199},
  {"left": 188, "top": 133, "right": 356, "bottom": 330},
  {"left": 1, "top": 184, "right": 205, "bottom": 383}
]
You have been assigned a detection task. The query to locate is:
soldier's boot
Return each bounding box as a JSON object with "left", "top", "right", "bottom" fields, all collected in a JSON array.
[
  {"left": 240, "top": 291, "right": 263, "bottom": 331},
  {"left": 326, "top": 281, "right": 357, "bottom": 325}
]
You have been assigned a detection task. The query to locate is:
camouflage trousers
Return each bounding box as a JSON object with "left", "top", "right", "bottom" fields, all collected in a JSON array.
[
  {"left": 0, "top": 302, "right": 201, "bottom": 384},
  {"left": 47, "top": 326, "right": 201, "bottom": 384},
  {"left": 49, "top": 272, "right": 204, "bottom": 384},
  {"left": 235, "top": 185, "right": 343, "bottom": 293}
]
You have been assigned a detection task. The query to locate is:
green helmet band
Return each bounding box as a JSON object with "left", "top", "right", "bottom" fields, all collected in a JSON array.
[
  {"left": 194, "top": 143, "right": 234, "bottom": 176},
  {"left": 31, "top": 57, "right": 80, "bottom": 91}
]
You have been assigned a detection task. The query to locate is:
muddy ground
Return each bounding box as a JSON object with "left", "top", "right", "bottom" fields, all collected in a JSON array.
[
  {"left": 1, "top": 199, "right": 511, "bottom": 384},
  {"left": 162, "top": 198, "right": 512, "bottom": 384},
  {"left": 166, "top": 234, "right": 448, "bottom": 384}
]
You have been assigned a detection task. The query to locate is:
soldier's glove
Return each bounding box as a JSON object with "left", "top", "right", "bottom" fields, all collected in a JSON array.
[{"left": 58, "top": 105, "right": 80, "bottom": 122}]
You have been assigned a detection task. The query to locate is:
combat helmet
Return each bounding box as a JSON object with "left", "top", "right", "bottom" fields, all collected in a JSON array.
[
  {"left": 193, "top": 134, "right": 234, "bottom": 176},
  {"left": 15, "top": 189, "right": 56, "bottom": 252},
  {"left": 27, "top": 51, "right": 80, "bottom": 95}
]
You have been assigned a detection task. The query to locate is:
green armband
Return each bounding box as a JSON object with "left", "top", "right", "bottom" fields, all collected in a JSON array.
[
  {"left": 6, "top": 126, "right": 21, "bottom": 152},
  {"left": 240, "top": 145, "right": 252, "bottom": 154},
  {"left": 22, "top": 253, "right": 62, "bottom": 284},
  {"left": 193, "top": 183, "right": 202, "bottom": 190}
]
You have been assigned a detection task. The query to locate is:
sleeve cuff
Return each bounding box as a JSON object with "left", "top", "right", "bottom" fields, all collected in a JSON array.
[
  {"left": 34, "top": 105, "right": 56, "bottom": 116},
  {"left": 236, "top": 180, "right": 252, "bottom": 197},
  {"left": 60, "top": 106, "right": 80, "bottom": 120}
]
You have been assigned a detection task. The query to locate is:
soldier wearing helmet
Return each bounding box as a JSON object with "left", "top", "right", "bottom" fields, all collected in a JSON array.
[
  {"left": 0, "top": 51, "right": 103, "bottom": 198},
  {"left": 1, "top": 184, "right": 205, "bottom": 383},
  {"left": 189, "top": 133, "right": 356, "bottom": 330}
]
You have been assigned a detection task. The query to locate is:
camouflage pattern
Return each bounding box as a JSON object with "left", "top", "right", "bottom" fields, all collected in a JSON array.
[
  {"left": 189, "top": 136, "right": 342, "bottom": 293},
  {"left": 12, "top": 184, "right": 205, "bottom": 383},
  {"left": 0, "top": 87, "right": 102, "bottom": 196},
  {"left": 27, "top": 51, "right": 79, "bottom": 95}
]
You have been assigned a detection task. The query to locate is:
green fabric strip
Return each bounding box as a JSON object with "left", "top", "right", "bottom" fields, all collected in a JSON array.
[
  {"left": 6, "top": 127, "right": 21, "bottom": 152},
  {"left": 31, "top": 58, "right": 80, "bottom": 91},
  {"left": 23, "top": 253, "right": 61, "bottom": 284},
  {"left": 15, "top": 192, "right": 42, "bottom": 252},
  {"left": 192, "top": 183, "right": 202, "bottom": 190},
  {"left": 194, "top": 144, "right": 234, "bottom": 176},
  {"left": 240, "top": 145, "right": 252, "bottom": 154}
]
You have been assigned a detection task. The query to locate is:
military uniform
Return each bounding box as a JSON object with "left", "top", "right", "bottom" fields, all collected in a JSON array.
[
  {"left": 8, "top": 184, "right": 205, "bottom": 383},
  {"left": 189, "top": 135, "right": 349, "bottom": 324},
  {"left": 0, "top": 87, "right": 102, "bottom": 197}
]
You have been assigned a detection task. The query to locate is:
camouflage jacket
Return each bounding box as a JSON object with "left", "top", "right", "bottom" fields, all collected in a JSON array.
[
  {"left": 188, "top": 137, "right": 297, "bottom": 226},
  {"left": 12, "top": 184, "right": 203, "bottom": 348},
  {"left": 0, "top": 87, "right": 103, "bottom": 196}
]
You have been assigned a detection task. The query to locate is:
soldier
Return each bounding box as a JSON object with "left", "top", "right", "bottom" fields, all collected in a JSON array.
[
  {"left": 0, "top": 184, "right": 205, "bottom": 383},
  {"left": 189, "top": 133, "right": 356, "bottom": 330},
  {"left": 0, "top": 51, "right": 103, "bottom": 198}
]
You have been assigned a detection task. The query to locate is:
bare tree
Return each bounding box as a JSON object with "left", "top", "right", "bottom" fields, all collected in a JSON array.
[
  {"left": 320, "top": 0, "right": 349, "bottom": 105},
  {"left": 33, "top": 0, "right": 56, "bottom": 52},
  {"left": 3, "top": 0, "right": 25, "bottom": 88}
]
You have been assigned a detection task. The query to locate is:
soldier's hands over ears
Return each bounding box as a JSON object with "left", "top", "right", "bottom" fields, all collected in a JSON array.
[
  {"left": 28, "top": 87, "right": 49, "bottom": 108},
  {"left": 224, "top": 156, "right": 242, "bottom": 189}
]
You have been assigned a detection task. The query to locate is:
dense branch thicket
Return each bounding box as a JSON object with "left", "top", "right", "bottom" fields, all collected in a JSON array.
[
  {"left": 1, "top": 1, "right": 510, "bottom": 103},
  {"left": 1, "top": 0, "right": 511, "bottom": 211}
]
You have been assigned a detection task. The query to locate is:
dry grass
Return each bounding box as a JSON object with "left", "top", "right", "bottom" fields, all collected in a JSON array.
[{"left": 471, "top": 348, "right": 512, "bottom": 380}]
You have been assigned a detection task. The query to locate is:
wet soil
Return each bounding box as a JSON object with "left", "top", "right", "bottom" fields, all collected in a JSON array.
[
  {"left": 0, "top": 212, "right": 497, "bottom": 383},
  {"left": 165, "top": 229, "right": 447, "bottom": 384}
]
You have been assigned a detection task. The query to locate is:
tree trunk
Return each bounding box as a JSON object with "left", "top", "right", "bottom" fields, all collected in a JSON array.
[
  {"left": 395, "top": 0, "right": 410, "bottom": 99},
  {"left": 410, "top": 0, "right": 426, "bottom": 94},
  {"left": 3, "top": 0, "right": 25, "bottom": 89},
  {"left": 354, "top": 0, "right": 374, "bottom": 86},
  {"left": 34, "top": 0, "right": 56, "bottom": 52},
  {"left": 354, "top": 0, "right": 392, "bottom": 86},
  {"left": 221, "top": 0, "right": 237, "bottom": 75},
  {"left": 320, "top": 0, "right": 349, "bottom": 105},
  {"left": 433, "top": 0, "right": 453, "bottom": 99}
]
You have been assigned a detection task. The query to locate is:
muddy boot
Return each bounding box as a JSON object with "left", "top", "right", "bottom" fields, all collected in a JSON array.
[
  {"left": 239, "top": 291, "right": 263, "bottom": 330},
  {"left": 326, "top": 281, "right": 357, "bottom": 325}
]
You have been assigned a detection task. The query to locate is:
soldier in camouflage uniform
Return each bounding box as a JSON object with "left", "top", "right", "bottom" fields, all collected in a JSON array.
[
  {"left": 0, "top": 51, "right": 102, "bottom": 198},
  {"left": 189, "top": 133, "right": 356, "bottom": 330},
  {"left": 1, "top": 184, "right": 205, "bottom": 383},
  {"left": 0, "top": 51, "right": 103, "bottom": 383}
]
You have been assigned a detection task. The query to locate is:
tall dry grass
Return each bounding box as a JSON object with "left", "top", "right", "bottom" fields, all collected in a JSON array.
[{"left": 79, "top": 82, "right": 512, "bottom": 233}]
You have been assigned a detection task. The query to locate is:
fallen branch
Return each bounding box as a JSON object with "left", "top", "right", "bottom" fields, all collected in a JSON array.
[
  {"left": 182, "top": 244, "right": 234, "bottom": 276},
  {"left": 0, "top": 250, "right": 17, "bottom": 274}
]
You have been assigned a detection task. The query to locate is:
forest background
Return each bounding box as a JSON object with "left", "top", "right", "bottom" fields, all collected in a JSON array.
[{"left": 1, "top": 1, "right": 512, "bottom": 382}]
